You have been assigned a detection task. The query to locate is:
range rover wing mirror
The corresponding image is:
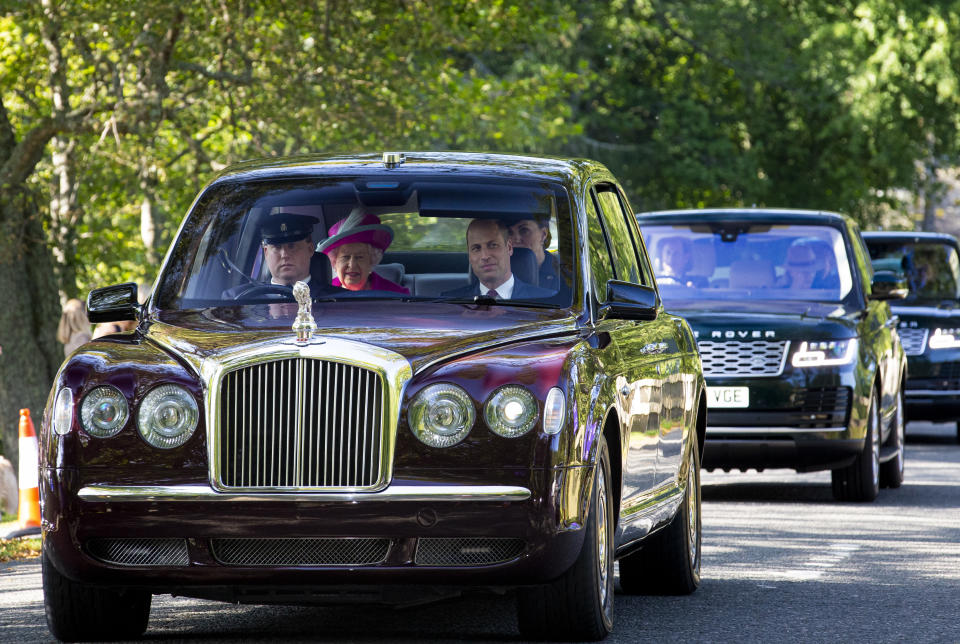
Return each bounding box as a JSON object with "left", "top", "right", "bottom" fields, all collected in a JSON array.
[
  {"left": 87, "top": 282, "right": 140, "bottom": 323},
  {"left": 599, "top": 280, "right": 659, "bottom": 321},
  {"left": 869, "top": 270, "right": 908, "bottom": 301}
]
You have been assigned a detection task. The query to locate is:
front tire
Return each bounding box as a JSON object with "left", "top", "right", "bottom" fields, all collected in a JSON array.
[
  {"left": 880, "top": 388, "right": 905, "bottom": 489},
  {"left": 618, "top": 430, "right": 702, "bottom": 595},
  {"left": 517, "top": 434, "right": 614, "bottom": 641},
  {"left": 832, "top": 388, "right": 880, "bottom": 502},
  {"left": 43, "top": 547, "right": 151, "bottom": 642}
]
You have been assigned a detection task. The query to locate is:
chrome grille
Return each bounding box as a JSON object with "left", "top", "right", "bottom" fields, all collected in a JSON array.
[
  {"left": 211, "top": 538, "right": 389, "bottom": 566},
  {"left": 697, "top": 340, "right": 790, "bottom": 377},
  {"left": 86, "top": 538, "right": 189, "bottom": 566},
  {"left": 899, "top": 328, "right": 928, "bottom": 356},
  {"left": 415, "top": 538, "right": 525, "bottom": 566},
  {"left": 218, "top": 358, "right": 384, "bottom": 490}
]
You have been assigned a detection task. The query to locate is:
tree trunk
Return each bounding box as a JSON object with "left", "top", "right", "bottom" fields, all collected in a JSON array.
[{"left": 0, "top": 189, "right": 62, "bottom": 473}]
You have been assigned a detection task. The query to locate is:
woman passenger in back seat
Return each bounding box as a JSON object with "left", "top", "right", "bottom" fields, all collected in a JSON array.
[{"left": 318, "top": 210, "right": 410, "bottom": 294}]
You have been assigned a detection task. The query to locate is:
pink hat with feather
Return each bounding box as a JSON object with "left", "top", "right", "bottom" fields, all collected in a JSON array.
[{"left": 318, "top": 209, "right": 394, "bottom": 255}]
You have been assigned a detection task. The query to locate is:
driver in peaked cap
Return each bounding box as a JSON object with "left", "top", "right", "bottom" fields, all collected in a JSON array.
[{"left": 224, "top": 212, "right": 341, "bottom": 299}]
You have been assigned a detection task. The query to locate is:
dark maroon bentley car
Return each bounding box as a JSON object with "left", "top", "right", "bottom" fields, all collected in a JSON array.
[{"left": 41, "top": 152, "right": 706, "bottom": 641}]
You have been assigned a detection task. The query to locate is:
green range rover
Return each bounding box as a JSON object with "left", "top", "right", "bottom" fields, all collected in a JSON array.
[
  {"left": 863, "top": 231, "right": 960, "bottom": 443},
  {"left": 637, "top": 209, "right": 907, "bottom": 501}
]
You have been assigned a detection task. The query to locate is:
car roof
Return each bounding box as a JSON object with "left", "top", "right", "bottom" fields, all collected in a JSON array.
[
  {"left": 636, "top": 207, "right": 852, "bottom": 227},
  {"left": 205, "top": 151, "right": 611, "bottom": 188},
  {"left": 861, "top": 230, "right": 960, "bottom": 245}
]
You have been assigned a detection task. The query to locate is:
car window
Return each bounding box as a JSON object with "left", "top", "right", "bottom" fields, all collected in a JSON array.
[
  {"left": 585, "top": 190, "right": 616, "bottom": 299},
  {"left": 154, "top": 177, "right": 576, "bottom": 309},
  {"left": 594, "top": 185, "right": 643, "bottom": 285},
  {"left": 639, "top": 223, "right": 855, "bottom": 304},
  {"left": 866, "top": 239, "right": 960, "bottom": 302}
]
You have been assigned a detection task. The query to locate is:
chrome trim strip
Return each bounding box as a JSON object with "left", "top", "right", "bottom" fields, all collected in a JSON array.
[
  {"left": 706, "top": 426, "right": 846, "bottom": 435},
  {"left": 77, "top": 484, "right": 531, "bottom": 502},
  {"left": 905, "top": 390, "right": 960, "bottom": 397}
]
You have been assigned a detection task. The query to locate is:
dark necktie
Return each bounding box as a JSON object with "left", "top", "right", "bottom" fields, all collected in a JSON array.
[{"left": 486, "top": 289, "right": 500, "bottom": 299}]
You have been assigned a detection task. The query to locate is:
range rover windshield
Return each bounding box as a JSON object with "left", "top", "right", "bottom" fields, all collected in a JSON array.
[
  {"left": 154, "top": 177, "right": 575, "bottom": 310},
  {"left": 640, "top": 223, "right": 854, "bottom": 304},
  {"left": 867, "top": 239, "right": 960, "bottom": 303}
]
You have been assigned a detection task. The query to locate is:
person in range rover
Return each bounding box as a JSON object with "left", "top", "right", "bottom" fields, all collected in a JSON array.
[
  {"left": 863, "top": 231, "right": 960, "bottom": 443},
  {"left": 639, "top": 209, "right": 909, "bottom": 501}
]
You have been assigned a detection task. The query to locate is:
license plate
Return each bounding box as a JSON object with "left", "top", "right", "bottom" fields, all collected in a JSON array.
[{"left": 707, "top": 386, "right": 749, "bottom": 408}]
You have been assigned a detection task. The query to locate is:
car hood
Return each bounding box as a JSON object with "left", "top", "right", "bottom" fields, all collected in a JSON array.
[
  {"left": 891, "top": 302, "right": 960, "bottom": 327},
  {"left": 663, "top": 299, "right": 859, "bottom": 341},
  {"left": 147, "top": 302, "right": 580, "bottom": 375}
]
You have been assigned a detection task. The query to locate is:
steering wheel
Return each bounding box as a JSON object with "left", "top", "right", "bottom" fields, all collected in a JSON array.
[{"left": 232, "top": 283, "right": 295, "bottom": 300}]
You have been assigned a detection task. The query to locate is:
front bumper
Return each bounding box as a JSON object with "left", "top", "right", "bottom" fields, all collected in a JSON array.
[
  {"left": 702, "top": 369, "right": 863, "bottom": 472},
  {"left": 41, "top": 465, "right": 592, "bottom": 595}
]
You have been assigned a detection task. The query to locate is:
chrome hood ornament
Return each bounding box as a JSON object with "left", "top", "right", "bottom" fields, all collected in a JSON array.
[{"left": 291, "top": 281, "right": 316, "bottom": 344}]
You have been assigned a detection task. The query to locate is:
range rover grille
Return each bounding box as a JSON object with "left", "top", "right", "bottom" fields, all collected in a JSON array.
[
  {"left": 218, "top": 358, "right": 384, "bottom": 489},
  {"left": 898, "top": 328, "right": 928, "bottom": 356},
  {"left": 697, "top": 340, "right": 789, "bottom": 377}
]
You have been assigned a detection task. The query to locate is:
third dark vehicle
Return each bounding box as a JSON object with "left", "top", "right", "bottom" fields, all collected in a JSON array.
[
  {"left": 863, "top": 231, "right": 960, "bottom": 443},
  {"left": 638, "top": 208, "right": 908, "bottom": 502}
]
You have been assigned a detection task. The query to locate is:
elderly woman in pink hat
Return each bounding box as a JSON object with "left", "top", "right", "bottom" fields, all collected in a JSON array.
[{"left": 318, "top": 210, "right": 410, "bottom": 294}]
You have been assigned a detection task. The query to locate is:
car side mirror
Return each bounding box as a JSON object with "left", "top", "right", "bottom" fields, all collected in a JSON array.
[
  {"left": 599, "top": 280, "right": 659, "bottom": 321},
  {"left": 870, "top": 270, "right": 908, "bottom": 301},
  {"left": 87, "top": 283, "right": 140, "bottom": 323}
]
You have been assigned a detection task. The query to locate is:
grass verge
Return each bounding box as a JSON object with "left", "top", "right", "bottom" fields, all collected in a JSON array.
[{"left": 0, "top": 512, "right": 42, "bottom": 562}]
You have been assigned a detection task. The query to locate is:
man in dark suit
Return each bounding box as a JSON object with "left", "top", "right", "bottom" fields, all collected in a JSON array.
[
  {"left": 442, "top": 219, "right": 554, "bottom": 300},
  {"left": 223, "top": 212, "right": 342, "bottom": 300}
]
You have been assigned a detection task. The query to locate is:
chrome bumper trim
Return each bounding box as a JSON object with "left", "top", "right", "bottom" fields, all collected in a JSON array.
[
  {"left": 905, "top": 390, "right": 960, "bottom": 397},
  {"left": 77, "top": 484, "right": 531, "bottom": 503},
  {"left": 706, "top": 426, "right": 846, "bottom": 435}
]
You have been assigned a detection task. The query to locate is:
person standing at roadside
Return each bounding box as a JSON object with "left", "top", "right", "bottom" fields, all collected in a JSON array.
[{"left": 57, "top": 299, "right": 92, "bottom": 357}]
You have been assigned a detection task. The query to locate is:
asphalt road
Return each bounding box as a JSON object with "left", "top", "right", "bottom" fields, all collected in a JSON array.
[{"left": 2, "top": 421, "right": 957, "bottom": 643}]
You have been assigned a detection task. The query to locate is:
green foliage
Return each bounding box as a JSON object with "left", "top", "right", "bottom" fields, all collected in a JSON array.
[{"left": 2, "top": 0, "right": 960, "bottom": 300}]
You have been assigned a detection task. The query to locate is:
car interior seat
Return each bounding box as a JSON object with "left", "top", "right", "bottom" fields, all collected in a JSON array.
[{"left": 729, "top": 259, "right": 775, "bottom": 289}]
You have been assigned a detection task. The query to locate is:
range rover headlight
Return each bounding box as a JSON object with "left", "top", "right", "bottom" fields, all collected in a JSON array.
[
  {"left": 409, "top": 383, "right": 475, "bottom": 447},
  {"left": 928, "top": 328, "right": 960, "bottom": 350},
  {"left": 137, "top": 385, "right": 199, "bottom": 449},
  {"left": 791, "top": 339, "right": 858, "bottom": 367},
  {"left": 484, "top": 385, "right": 538, "bottom": 438},
  {"left": 80, "top": 386, "right": 129, "bottom": 438},
  {"left": 53, "top": 387, "right": 74, "bottom": 436}
]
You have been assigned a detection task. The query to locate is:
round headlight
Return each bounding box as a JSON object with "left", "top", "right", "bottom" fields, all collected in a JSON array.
[
  {"left": 53, "top": 387, "right": 74, "bottom": 436},
  {"left": 484, "top": 385, "right": 538, "bottom": 438},
  {"left": 137, "top": 385, "right": 199, "bottom": 449},
  {"left": 409, "top": 383, "right": 475, "bottom": 447},
  {"left": 80, "top": 386, "right": 129, "bottom": 438}
]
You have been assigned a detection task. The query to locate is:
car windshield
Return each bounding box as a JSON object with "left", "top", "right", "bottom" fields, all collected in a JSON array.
[
  {"left": 154, "top": 176, "right": 575, "bottom": 310},
  {"left": 639, "top": 223, "right": 854, "bottom": 303},
  {"left": 866, "top": 239, "right": 960, "bottom": 302}
]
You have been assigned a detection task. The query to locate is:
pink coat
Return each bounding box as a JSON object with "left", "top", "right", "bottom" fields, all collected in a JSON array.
[{"left": 333, "top": 271, "right": 410, "bottom": 294}]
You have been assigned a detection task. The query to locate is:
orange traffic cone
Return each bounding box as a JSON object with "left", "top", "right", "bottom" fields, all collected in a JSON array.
[{"left": 14, "top": 409, "right": 41, "bottom": 536}]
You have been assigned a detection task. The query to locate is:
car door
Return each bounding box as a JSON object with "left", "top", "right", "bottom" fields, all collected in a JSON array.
[
  {"left": 849, "top": 222, "right": 901, "bottom": 430},
  {"left": 590, "top": 183, "right": 677, "bottom": 512}
]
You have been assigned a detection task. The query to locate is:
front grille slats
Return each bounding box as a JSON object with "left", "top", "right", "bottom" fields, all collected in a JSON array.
[
  {"left": 219, "top": 358, "right": 383, "bottom": 490},
  {"left": 415, "top": 538, "right": 525, "bottom": 566},
  {"left": 898, "top": 328, "right": 928, "bottom": 356},
  {"left": 697, "top": 340, "right": 789, "bottom": 377}
]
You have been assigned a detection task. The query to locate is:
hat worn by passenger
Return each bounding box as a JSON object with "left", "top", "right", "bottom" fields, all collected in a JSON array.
[
  {"left": 318, "top": 210, "right": 394, "bottom": 255},
  {"left": 260, "top": 212, "right": 319, "bottom": 245},
  {"left": 785, "top": 244, "right": 817, "bottom": 268}
]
